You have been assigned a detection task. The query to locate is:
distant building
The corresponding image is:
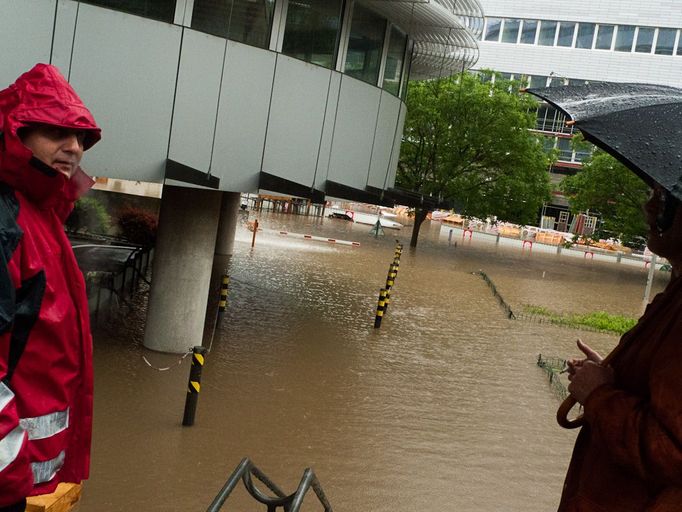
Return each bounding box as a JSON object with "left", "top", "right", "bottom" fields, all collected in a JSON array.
[{"left": 474, "top": 0, "right": 682, "bottom": 231}]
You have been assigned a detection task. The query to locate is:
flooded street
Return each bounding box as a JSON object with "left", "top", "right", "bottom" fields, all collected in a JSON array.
[{"left": 78, "top": 213, "right": 668, "bottom": 511}]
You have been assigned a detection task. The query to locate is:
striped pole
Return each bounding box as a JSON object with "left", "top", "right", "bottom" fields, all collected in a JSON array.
[
  {"left": 374, "top": 289, "right": 387, "bottom": 328},
  {"left": 218, "top": 275, "right": 229, "bottom": 319},
  {"left": 386, "top": 265, "right": 396, "bottom": 290},
  {"left": 182, "top": 346, "right": 208, "bottom": 426}
]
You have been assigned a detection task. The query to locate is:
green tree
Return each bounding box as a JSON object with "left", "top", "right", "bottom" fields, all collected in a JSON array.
[
  {"left": 397, "top": 71, "right": 552, "bottom": 247},
  {"left": 560, "top": 142, "right": 649, "bottom": 246}
]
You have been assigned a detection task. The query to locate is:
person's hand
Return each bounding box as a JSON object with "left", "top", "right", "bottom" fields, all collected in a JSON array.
[{"left": 566, "top": 339, "right": 614, "bottom": 405}]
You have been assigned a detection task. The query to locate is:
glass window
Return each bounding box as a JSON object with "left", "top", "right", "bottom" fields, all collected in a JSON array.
[
  {"left": 382, "top": 26, "right": 407, "bottom": 96},
  {"left": 595, "top": 25, "right": 614, "bottom": 49},
  {"left": 678, "top": 34, "right": 682, "bottom": 55},
  {"left": 282, "top": 0, "right": 344, "bottom": 69},
  {"left": 636, "top": 27, "right": 655, "bottom": 53},
  {"left": 538, "top": 21, "right": 557, "bottom": 46},
  {"left": 615, "top": 25, "right": 635, "bottom": 52},
  {"left": 79, "top": 0, "right": 175, "bottom": 22},
  {"left": 575, "top": 23, "right": 595, "bottom": 49},
  {"left": 344, "top": 4, "right": 386, "bottom": 85},
  {"left": 484, "top": 18, "right": 502, "bottom": 42},
  {"left": 520, "top": 20, "right": 538, "bottom": 44},
  {"left": 548, "top": 75, "right": 566, "bottom": 87},
  {"left": 542, "top": 136, "right": 556, "bottom": 154},
  {"left": 399, "top": 40, "right": 413, "bottom": 99},
  {"left": 528, "top": 75, "right": 547, "bottom": 88},
  {"left": 557, "top": 137, "right": 572, "bottom": 161},
  {"left": 501, "top": 19, "right": 520, "bottom": 43},
  {"left": 656, "top": 28, "right": 677, "bottom": 55},
  {"left": 192, "top": 0, "right": 275, "bottom": 48},
  {"left": 557, "top": 22, "right": 575, "bottom": 47}
]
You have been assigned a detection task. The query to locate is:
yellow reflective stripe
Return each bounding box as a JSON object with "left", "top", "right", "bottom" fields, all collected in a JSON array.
[
  {"left": 195, "top": 354, "right": 204, "bottom": 365},
  {"left": 190, "top": 381, "right": 201, "bottom": 393},
  {"left": 0, "top": 425, "right": 26, "bottom": 473}
]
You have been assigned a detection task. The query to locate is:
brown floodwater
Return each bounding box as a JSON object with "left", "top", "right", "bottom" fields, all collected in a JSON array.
[{"left": 76, "top": 213, "right": 668, "bottom": 511}]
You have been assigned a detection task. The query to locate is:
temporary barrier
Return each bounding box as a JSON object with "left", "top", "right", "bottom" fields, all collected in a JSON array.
[
  {"left": 536, "top": 354, "right": 569, "bottom": 400},
  {"left": 475, "top": 270, "right": 516, "bottom": 319},
  {"left": 206, "top": 458, "right": 333, "bottom": 512},
  {"left": 270, "top": 229, "right": 361, "bottom": 247}
]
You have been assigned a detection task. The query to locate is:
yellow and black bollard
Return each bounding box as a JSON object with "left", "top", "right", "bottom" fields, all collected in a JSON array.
[
  {"left": 182, "top": 346, "right": 208, "bottom": 426},
  {"left": 374, "top": 289, "right": 387, "bottom": 328},
  {"left": 386, "top": 265, "right": 396, "bottom": 290},
  {"left": 218, "top": 274, "right": 229, "bottom": 319}
]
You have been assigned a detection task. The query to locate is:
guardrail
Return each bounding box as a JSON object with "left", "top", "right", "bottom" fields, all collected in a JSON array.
[{"left": 206, "top": 458, "right": 333, "bottom": 512}]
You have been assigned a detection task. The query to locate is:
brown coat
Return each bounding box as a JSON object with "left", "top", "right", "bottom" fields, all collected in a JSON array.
[{"left": 559, "top": 275, "right": 682, "bottom": 511}]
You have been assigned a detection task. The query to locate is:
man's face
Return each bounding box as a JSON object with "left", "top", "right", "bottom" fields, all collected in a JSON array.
[{"left": 20, "top": 125, "right": 86, "bottom": 179}]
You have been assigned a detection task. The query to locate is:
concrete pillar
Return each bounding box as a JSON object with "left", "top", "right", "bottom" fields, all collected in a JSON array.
[
  {"left": 215, "top": 192, "right": 241, "bottom": 257},
  {"left": 144, "top": 185, "right": 222, "bottom": 353}
]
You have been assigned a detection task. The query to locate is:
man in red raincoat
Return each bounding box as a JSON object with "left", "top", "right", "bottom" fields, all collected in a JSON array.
[{"left": 0, "top": 64, "right": 100, "bottom": 510}]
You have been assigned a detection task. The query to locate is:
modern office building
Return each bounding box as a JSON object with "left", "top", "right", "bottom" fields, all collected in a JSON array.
[
  {"left": 474, "top": 0, "right": 682, "bottom": 230},
  {"left": 0, "top": 0, "right": 482, "bottom": 352}
]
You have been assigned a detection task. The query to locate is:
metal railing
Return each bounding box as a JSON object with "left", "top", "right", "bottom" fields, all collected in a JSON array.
[{"left": 206, "top": 458, "right": 333, "bottom": 512}]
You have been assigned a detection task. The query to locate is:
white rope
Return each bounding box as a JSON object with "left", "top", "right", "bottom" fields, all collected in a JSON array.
[{"left": 142, "top": 349, "right": 192, "bottom": 371}]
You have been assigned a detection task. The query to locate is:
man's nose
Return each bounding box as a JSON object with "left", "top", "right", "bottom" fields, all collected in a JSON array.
[{"left": 62, "top": 133, "right": 83, "bottom": 152}]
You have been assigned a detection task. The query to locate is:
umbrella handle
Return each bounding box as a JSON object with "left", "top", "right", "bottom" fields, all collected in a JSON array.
[{"left": 557, "top": 395, "right": 584, "bottom": 429}]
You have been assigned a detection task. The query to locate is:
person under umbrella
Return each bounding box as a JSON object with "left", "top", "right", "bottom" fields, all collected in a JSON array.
[{"left": 526, "top": 83, "right": 682, "bottom": 511}]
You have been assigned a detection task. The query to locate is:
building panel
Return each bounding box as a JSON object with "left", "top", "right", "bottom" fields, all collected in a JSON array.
[
  {"left": 50, "top": 0, "right": 79, "bottom": 76},
  {"left": 68, "top": 4, "right": 182, "bottom": 182},
  {"left": 0, "top": 0, "right": 53, "bottom": 87},
  {"left": 328, "top": 75, "right": 382, "bottom": 190},
  {"left": 262, "top": 55, "right": 332, "bottom": 188},
  {"left": 313, "top": 72, "right": 342, "bottom": 191},
  {"left": 368, "top": 91, "right": 403, "bottom": 189},
  {"left": 211, "top": 41, "right": 276, "bottom": 192},
  {"left": 168, "top": 30, "right": 226, "bottom": 174}
]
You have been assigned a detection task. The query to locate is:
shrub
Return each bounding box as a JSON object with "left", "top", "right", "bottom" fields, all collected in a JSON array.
[
  {"left": 116, "top": 207, "right": 158, "bottom": 247},
  {"left": 66, "top": 197, "right": 111, "bottom": 234}
]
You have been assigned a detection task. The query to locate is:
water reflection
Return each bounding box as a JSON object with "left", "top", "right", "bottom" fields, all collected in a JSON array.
[{"left": 79, "top": 213, "right": 667, "bottom": 511}]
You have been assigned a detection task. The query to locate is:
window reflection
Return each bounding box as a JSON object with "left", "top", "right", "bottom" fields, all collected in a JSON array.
[
  {"left": 79, "top": 0, "right": 175, "bottom": 22},
  {"left": 192, "top": 0, "right": 275, "bottom": 48},
  {"left": 576, "top": 23, "right": 595, "bottom": 49},
  {"left": 501, "top": 19, "right": 520, "bottom": 43},
  {"left": 655, "top": 28, "right": 677, "bottom": 55},
  {"left": 344, "top": 4, "right": 386, "bottom": 85},
  {"left": 383, "top": 26, "right": 407, "bottom": 96},
  {"left": 282, "top": 0, "right": 344, "bottom": 69},
  {"left": 538, "top": 21, "right": 557, "bottom": 46},
  {"left": 557, "top": 22, "right": 575, "bottom": 47},
  {"left": 595, "top": 25, "right": 614, "bottom": 49},
  {"left": 484, "top": 18, "right": 502, "bottom": 42},
  {"left": 615, "top": 25, "right": 635, "bottom": 52},
  {"left": 520, "top": 20, "right": 537, "bottom": 44},
  {"left": 636, "top": 27, "right": 655, "bottom": 53}
]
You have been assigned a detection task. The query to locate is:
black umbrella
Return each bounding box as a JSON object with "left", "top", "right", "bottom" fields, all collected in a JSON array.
[{"left": 526, "top": 82, "right": 682, "bottom": 201}]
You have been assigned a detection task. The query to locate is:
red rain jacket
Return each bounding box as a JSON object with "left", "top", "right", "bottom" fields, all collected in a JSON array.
[{"left": 0, "top": 64, "right": 100, "bottom": 505}]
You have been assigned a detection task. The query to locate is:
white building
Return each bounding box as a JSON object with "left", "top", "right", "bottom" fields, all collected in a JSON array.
[
  {"left": 474, "top": 0, "right": 682, "bottom": 229},
  {"left": 0, "top": 0, "right": 481, "bottom": 352}
]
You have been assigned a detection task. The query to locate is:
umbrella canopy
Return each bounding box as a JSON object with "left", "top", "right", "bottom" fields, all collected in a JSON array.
[{"left": 526, "top": 82, "right": 682, "bottom": 201}]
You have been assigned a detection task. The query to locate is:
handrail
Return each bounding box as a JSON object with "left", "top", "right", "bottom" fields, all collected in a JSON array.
[{"left": 206, "top": 458, "right": 333, "bottom": 512}]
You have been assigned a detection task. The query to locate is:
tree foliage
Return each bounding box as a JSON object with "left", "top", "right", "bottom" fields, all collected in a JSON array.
[
  {"left": 397, "top": 71, "right": 552, "bottom": 246},
  {"left": 560, "top": 140, "right": 649, "bottom": 246}
]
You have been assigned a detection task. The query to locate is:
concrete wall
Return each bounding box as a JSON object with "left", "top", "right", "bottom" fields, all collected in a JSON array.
[{"left": 0, "top": 0, "right": 405, "bottom": 196}]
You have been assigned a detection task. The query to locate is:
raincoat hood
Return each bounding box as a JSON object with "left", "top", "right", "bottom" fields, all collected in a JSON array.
[{"left": 0, "top": 63, "right": 100, "bottom": 209}]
